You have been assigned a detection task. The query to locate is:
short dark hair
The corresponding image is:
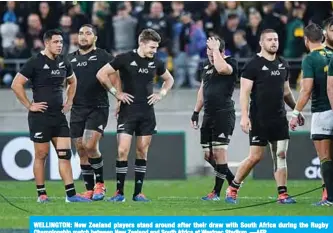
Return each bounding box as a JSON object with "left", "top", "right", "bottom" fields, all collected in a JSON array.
[
  {"left": 323, "top": 17, "right": 333, "bottom": 29},
  {"left": 43, "top": 29, "right": 62, "bottom": 42},
  {"left": 80, "top": 24, "right": 97, "bottom": 35},
  {"left": 210, "top": 36, "right": 225, "bottom": 52},
  {"left": 304, "top": 23, "right": 323, "bottom": 43},
  {"left": 139, "top": 29, "right": 161, "bottom": 43},
  {"left": 260, "top": 29, "right": 277, "bottom": 40}
]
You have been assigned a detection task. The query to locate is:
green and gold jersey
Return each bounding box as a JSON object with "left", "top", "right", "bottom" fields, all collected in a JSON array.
[{"left": 302, "top": 46, "right": 331, "bottom": 112}]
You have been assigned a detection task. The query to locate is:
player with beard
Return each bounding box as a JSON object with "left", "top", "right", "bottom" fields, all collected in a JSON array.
[
  {"left": 67, "top": 24, "right": 128, "bottom": 201},
  {"left": 324, "top": 17, "right": 333, "bottom": 54},
  {"left": 290, "top": 24, "right": 333, "bottom": 206},
  {"left": 225, "top": 29, "right": 304, "bottom": 204},
  {"left": 97, "top": 29, "right": 174, "bottom": 202}
]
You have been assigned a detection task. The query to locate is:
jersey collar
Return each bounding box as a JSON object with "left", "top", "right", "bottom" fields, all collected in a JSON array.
[{"left": 311, "top": 46, "right": 324, "bottom": 52}]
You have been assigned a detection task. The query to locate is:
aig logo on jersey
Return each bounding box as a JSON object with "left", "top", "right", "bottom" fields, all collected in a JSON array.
[
  {"left": 206, "top": 69, "right": 214, "bottom": 75},
  {"left": 51, "top": 70, "right": 60, "bottom": 75},
  {"left": 271, "top": 70, "right": 280, "bottom": 76},
  {"left": 77, "top": 61, "right": 87, "bottom": 67},
  {"left": 139, "top": 68, "right": 149, "bottom": 74}
]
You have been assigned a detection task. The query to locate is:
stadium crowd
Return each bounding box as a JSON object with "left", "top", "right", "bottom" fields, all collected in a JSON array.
[{"left": 0, "top": 1, "right": 332, "bottom": 88}]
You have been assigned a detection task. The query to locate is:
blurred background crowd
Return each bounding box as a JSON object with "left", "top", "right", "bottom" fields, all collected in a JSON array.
[{"left": 0, "top": 1, "right": 331, "bottom": 88}]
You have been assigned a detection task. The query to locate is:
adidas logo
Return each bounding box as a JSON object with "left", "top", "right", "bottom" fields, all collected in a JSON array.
[
  {"left": 43, "top": 64, "right": 49, "bottom": 69},
  {"left": 70, "top": 58, "right": 77, "bottom": 62},
  {"left": 130, "top": 61, "right": 138, "bottom": 66},
  {"left": 305, "top": 156, "right": 321, "bottom": 179},
  {"left": 204, "top": 65, "right": 209, "bottom": 69},
  {"left": 262, "top": 66, "right": 269, "bottom": 71},
  {"left": 98, "top": 125, "right": 103, "bottom": 130},
  {"left": 218, "top": 133, "right": 227, "bottom": 139},
  {"left": 136, "top": 180, "right": 142, "bottom": 184}
]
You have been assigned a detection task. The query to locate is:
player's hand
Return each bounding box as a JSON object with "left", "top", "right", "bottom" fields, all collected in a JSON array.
[
  {"left": 206, "top": 37, "right": 220, "bottom": 51},
  {"left": 191, "top": 111, "right": 200, "bottom": 129},
  {"left": 116, "top": 92, "right": 134, "bottom": 105},
  {"left": 115, "top": 101, "right": 121, "bottom": 119},
  {"left": 147, "top": 93, "right": 162, "bottom": 105},
  {"left": 29, "top": 102, "right": 48, "bottom": 113},
  {"left": 240, "top": 115, "right": 252, "bottom": 134},
  {"left": 298, "top": 112, "right": 305, "bottom": 126},
  {"left": 289, "top": 116, "right": 298, "bottom": 131},
  {"left": 62, "top": 102, "right": 72, "bottom": 114}
]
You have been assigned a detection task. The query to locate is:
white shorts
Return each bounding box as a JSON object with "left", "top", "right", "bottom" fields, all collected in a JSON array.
[{"left": 311, "top": 110, "right": 333, "bottom": 140}]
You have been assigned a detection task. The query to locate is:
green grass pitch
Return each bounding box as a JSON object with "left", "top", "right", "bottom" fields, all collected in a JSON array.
[{"left": 0, "top": 177, "right": 332, "bottom": 228}]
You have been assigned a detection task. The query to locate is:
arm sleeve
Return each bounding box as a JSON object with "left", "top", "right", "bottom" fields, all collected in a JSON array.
[
  {"left": 65, "top": 58, "right": 74, "bottom": 77},
  {"left": 227, "top": 57, "right": 238, "bottom": 75},
  {"left": 301, "top": 56, "right": 314, "bottom": 79},
  {"left": 328, "top": 57, "right": 333, "bottom": 76},
  {"left": 109, "top": 54, "right": 124, "bottom": 71},
  {"left": 19, "top": 57, "right": 35, "bottom": 80},
  {"left": 241, "top": 59, "right": 256, "bottom": 81},
  {"left": 156, "top": 59, "right": 167, "bottom": 76},
  {"left": 284, "top": 59, "right": 290, "bottom": 81}
]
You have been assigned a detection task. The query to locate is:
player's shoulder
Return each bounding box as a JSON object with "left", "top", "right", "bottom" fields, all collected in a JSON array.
[
  {"left": 276, "top": 56, "right": 289, "bottom": 66},
  {"left": 243, "top": 55, "right": 261, "bottom": 69},
  {"left": 95, "top": 47, "right": 109, "bottom": 56},
  {"left": 25, "top": 53, "right": 44, "bottom": 66},
  {"left": 58, "top": 54, "right": 71, "bottom": 63},
  {"left": 225, "top": 56, "right": 237, "bottom": 65},
  {"left": 116, "top": 50, "right": 134, "bottom": 60}
]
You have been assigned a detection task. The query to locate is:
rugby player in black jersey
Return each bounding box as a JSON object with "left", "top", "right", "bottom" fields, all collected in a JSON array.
[
  {"left": 96, "top": 29, "right": 174, "bottom": 202},
  {"left": 191, "top": 37, "right": 237, "bottom": 201},
  {"left": 11, "top": 29, "right": 91, "bottom": 203},
  {"left": 67, "top": 24, "right": 119, "bottom": 201},
  {"left": 225, "top": 29, "right": 304, "bottom": 204}
]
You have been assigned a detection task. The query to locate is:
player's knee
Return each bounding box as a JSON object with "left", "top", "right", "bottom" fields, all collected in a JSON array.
[
  {"left": 136, "top": 147, "right": 148, "bottom": 159},
  {"left": 118, "top": 146, "right": 129, "bottom": 160},
  {"left": 204, "top": 152, "right": 212, "bottom": 161},
  {"left": 75, "top": 143, "right": 86, "bottom": 157},
  {"left": 248, "top": 153, "right": 262, "bottom": 164},
  {"left": 57, "top": 149, "right": 72, "bottom": 160},
  {"left": 277, "top": 150, "right": 286, "bottom": 159},
  {"left": 83, "top": 142, "right": 98, "bottom": 154},
  {"left": 35, "top": 149, "right": 48, "bottom": 160}
]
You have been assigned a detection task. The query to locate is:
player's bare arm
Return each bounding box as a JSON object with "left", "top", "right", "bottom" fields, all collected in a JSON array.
[
  {"left": 96, "top": 63, "right": 134, "bottom": 104},
  {"left": 284, "top": 80, "right": 305, "bottom": 126},
  {"left": 290, "top": 78, "right": 313, "bottom": 130},
  {"left": 62, "top": 73, "right": 77, "bottom": 114},
  {"left": 147, "top": 69, "right": 174, "bottom": 105},
  {"left": 110, "top": 71, "right": 122, "bottom": 118},
  {"left": 191, "top": 80, "right": 204, "bottom": 129},
  {"left": 240, "top": 78, "right": 253, "bottom": 134},
  {"left": 207, "top": 37, "right": 233, "bottom": 75},
  {"left": 328, "top": 74, "right": 333, "bottom": 110},
  {"left": 11, "top": 73, "right": 48, "bottom": 112}
]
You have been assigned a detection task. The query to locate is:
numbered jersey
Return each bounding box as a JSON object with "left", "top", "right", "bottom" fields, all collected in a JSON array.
[{"left": 302, "top": 46, "right": 331, "bottom": 113}]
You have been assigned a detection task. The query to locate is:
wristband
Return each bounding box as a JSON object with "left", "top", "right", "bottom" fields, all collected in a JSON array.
[
  {"left": 109, "top": 87, "right": 117, "bottom": 96},
  {"left": 292, "top": 109, "right": 300, "bottom": 117}
]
